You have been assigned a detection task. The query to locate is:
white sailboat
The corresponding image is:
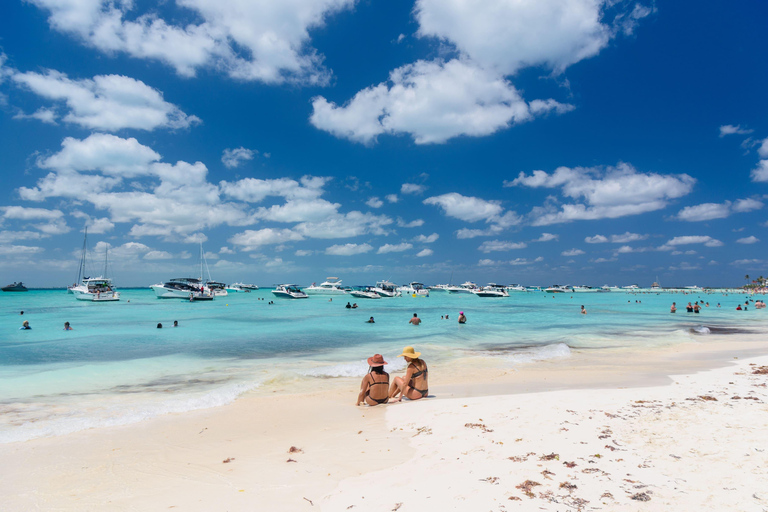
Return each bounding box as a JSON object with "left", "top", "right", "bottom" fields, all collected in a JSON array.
[{"left": 69, "top": 228, "right": 120, "bottom": 302}]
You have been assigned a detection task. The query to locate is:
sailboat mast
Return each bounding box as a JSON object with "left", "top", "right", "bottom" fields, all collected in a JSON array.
[{"left": 77, "top": 226, "right": 87, "bottom": 283}]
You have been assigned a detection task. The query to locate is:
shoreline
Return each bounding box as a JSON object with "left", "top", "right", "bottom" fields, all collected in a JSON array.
[{"left": 1, "top": 335, "right": 768, "bottom": 510}]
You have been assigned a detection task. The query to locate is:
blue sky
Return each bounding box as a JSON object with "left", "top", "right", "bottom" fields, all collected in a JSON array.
[{"left": 1, "top": 0, "right": 767, "bottom": 288}]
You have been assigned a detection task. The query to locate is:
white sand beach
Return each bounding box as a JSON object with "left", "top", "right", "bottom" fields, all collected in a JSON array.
[{"left": 1, "top": 336, "right": 767, "bottom": 511}]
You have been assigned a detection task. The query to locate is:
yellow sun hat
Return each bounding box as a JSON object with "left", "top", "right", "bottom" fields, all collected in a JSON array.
[{"left": 398, "top": 346, "right": 421, "bottom": 359}]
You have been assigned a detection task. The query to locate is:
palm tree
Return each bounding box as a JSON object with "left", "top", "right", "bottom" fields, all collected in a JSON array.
[{"left": 745, "top": 274, "right": 750, "bottom": 289}]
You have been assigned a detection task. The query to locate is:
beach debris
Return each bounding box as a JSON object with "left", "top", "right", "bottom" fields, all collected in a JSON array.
[
  {"left": 605, "top": 445, "right": 616, "bottom": 451},
  {"left": 480, "top": 476, "right": 499, "bottom": 484},
  {"left": 669, "top": 454, "right": 681, "bottom": 459},
  {"left": 507, "top": 496, "right": 522, "bottom": 501},
  {"left": 289, "top": 446, "right": 304, "bottom": 454},
  {"left": 303, "top": 497, "right": 313, "bottom": 506},
  {"left": 508, "top": 453, "right": 535, "bottom": 462},
  {"left": 464, "top": 422, "right": 493, "bottom": 433},
  {"left": 563, "top": 461, "right": 577, "bottom": 468},
  {"left": 287, "top": 458, "right": 297, "bottom": 463},
  {"left": 630, "top": 492, "right": 651, "bottom": 501},
  {"left": 559, "top": 481, "right": 577, "bottom": 491},
  {"left": 413, "top": 426, "right": 432, "bottom": 437},
  {"left": 392, "top": 503, "right": 402, "bottom": 511},
  {"left": 222, "top": 457, "right": 235, "bottom": 463},
  {"left": 541, "top": 469, "right": 555, "bottom": 479},
  {"left": 581, "top": 468, "right": 600, "bottom": 474},
  {"left": 752, "top": 366, "right": 768, "bottom": 374},
  {"left": 592, "top": 453, "right": 602, "bottom": 459},
  {"left": 515, "top": 480, "right": 541, "bottom": 498},
  {"left": 698, "top": 395, "right": 718, "bottom": 401},
  {"left": 540, "top": 452, "right": 559, "bottom": 461},
  {"left": 198, "top": 427, "right": 207, "bottom": 434},
  {"left": 601, "top": 492, "right": 614, "bottom": 500}
]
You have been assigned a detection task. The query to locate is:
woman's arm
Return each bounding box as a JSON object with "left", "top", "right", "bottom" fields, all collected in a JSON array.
[{"left": 356, "top": 375, "right": 370, "bottom": 405}]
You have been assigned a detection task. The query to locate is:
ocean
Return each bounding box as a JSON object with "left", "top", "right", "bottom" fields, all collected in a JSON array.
[{"left": 1, "top": 287, "right": 763, "bottom": 443}]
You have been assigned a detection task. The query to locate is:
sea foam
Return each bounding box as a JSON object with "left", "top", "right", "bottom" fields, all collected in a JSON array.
[
  {"left": 301, "top": 357, "right": 407, "bottom": 378},
  {"left": 505, "top": 343, "right": 572, "bottom": 365}
]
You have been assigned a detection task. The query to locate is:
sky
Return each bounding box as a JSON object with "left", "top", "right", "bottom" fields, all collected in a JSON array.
[{"left": 1, "top": 0, "right": 767, "bottom": 288}]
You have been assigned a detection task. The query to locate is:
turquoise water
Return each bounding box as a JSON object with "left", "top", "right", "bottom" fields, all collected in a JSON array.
[{"left": 1, "top": 288, "right": 765, "bottom": 443}]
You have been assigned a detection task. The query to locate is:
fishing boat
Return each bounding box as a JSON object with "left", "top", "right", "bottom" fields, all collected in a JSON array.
[
  {"left": 69, "top": 228, "right": 120, "bottom": 301},
  {"left": 2, "top": 282, "right": 28, "bottom": 292},
  {"left": 272, "top": 284, "right": 308, "bottom": 299},
  {"left": 305, "top": 277, "right": 347, "bottom": 295}
]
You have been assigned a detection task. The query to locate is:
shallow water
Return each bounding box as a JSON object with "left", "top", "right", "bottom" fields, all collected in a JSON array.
[{"left": 1, "top": 287, "right": 764, "bottom": 443}]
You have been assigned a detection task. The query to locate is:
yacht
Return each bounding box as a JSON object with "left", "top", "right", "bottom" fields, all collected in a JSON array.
[
  {"left": 545, "top": 285, "right": 572, "bottom": 293},
  {"left": 2, "top": 282, "right": 28, "bottom": 292},
  {"left": 472, "top": 284, "right": 509, "bottom": 297},
  {"left": 305, "top": 277, "right": 347, "bottom": 295},
  {"left": 621, "top": 284, "right": 640, "bottom": 291},
  {"left": 228, "top": 282, "right": 258, "bottom": 292},
  {"left": 272, "top": 284, "right": 308, "bottom": 299},
  {"left": 398, "top": 282, "right": 430, "bottom": 296},
  {"left": 446, "top": 281, "right": 477, "bottom": 293},
  {"left": 349, "top": 286, "right": 382, "bottom": 299},
  {"left": 505, "top": 284, "right": 527, "bottom": 292},
  {"left": 206, "top": 281, "right": 228, "bottom": 297},
  {"left": 373, "top": 280, "right": 401, "bottom": 297},
  {"left": 69, "top": 228, "right": 121, "bottom": 301},
  {"left": 428, "top": 284, "right": 449, "bottom": 292},
  {"left": 572, "top": 285, "right": 599, "bottom": 293},
  {"left": 151, "top": 277, "right": 214, "bottom": 300}
]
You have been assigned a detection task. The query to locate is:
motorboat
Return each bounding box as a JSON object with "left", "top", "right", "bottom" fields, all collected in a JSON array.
[
  {"left": 446, "top": 281, "right": 477, "bottom": 293},
  {"left": 398, "top": 282, "right": 430, "bottom": 297},
  {"left": 2, "top": 282, "right": 28, "bottom": 292},
  {"left": 227, "top": 282, "right": 258, "bottom": 292},
  {"left": 206, "top": 281, "right": 228, "bottom": 297},
  {"left": 428, "top": 284, "right": 449, "bottom": 292},
  {"left": 505, "top": 284, "right": 527, "bottom": 292},
  {"left": 373, "top": 280, "right": 401, "bottom": 297},
  {"left": 151, "top": 277, "right": 214, "bottom": 300},
  {"left": 572, "top": 285, "right": 599, "bottom": 293},
  {"left": 305, "top": 277, "right": 347, "bottom": 295},
  {"left": 545, "top": 285, "right": 572, "bottom": 293},
  {"left": 349, "top": 286, "right": 381, "bottom": 299},
  {"left": 272, "top": 284, "right": 308, "bottom": 299},
  {"left": 472, "top": 284, "right": 509, "bottom": 297},
  {"left": 621, "top": 284, "right": 640, "bottom": 291},
  {"left": 69, "top": 228, "right": 120, "bottom": 301}
]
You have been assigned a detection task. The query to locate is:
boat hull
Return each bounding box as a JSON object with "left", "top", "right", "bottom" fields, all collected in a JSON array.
[
  {"left": 72, "top": 289, "right": 120, "bottom": 301},
  {"left": 272, "top": 291, "right": 308, "bottom": 299}
]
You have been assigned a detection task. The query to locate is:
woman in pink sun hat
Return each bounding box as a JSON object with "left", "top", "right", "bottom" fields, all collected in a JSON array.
[{"left": 356, "top": 354, "right": 390, "bottom": 406}]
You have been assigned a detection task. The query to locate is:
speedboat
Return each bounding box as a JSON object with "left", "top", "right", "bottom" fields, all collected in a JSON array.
[
  {"left": 505, "top": 284, "right": 526, "bottom": 292},
  {"left": 572, "top": 285, "right": 599, "bottom": 293},
  {"left": 2, "top": 282, "right": 28, "bottom": 292},
  {"left": 272, "top": 284, "right": 308, "bottom": 299},
  {"left": 472, "top": 284, "right": 509, "bottom": 297},
  {"left": 71, "top": 277, "right": 120, "bottom": 301},
  {"left": 206, "top": 281, "right": 228, "bottom": 297},
  {"left": 349, "top": 286, "right": 381, "bottom": 299},
  {"left": 151, "top": 278, "right": 215, "bottom": 300},
  {"left": 398, "top": 282, "right": 430, "bottom": 297},
  {"left": 446, "top": 281, "right": 477, "bottom": 293},
  {"left": 545, "top": 285, "right": 572, "bottom": 293},
  {"left": 305, "top": 277, "right": 347, "bottom": 295},
  {"left": 428, "top": 284, "right": 449, "bottom": 292},
  {"left": 227, "top": 282, "right": 258, "bottom": 292},
  {"left": 373, "top": 280, "right": 401, "bottom": 297}
]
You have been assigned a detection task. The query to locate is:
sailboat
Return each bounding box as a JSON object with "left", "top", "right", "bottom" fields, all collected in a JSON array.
[{"left": 69, "top": 228, "right": 121, "bottom": 302}]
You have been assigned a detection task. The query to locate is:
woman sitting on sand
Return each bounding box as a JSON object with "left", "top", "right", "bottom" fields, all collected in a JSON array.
[
  {"left": 356, "top": 354, "right": 389, "bottom": 406},
  {"left": 389, "top": 346, "right": 428, "bottom": 402}
]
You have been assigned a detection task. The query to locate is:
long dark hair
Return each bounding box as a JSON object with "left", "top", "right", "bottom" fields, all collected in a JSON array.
[{"left": 369, "top": 365, "right": 388, "bottom": 374}]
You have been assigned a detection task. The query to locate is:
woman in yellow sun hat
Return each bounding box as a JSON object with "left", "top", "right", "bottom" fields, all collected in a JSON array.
[{"left": 389, "top": 346, "right": 428, "bottom": 402}]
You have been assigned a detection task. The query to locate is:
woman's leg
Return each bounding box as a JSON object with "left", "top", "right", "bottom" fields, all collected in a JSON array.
[{"left": 389, "top": 376, "right": 405, "bottom": 401}]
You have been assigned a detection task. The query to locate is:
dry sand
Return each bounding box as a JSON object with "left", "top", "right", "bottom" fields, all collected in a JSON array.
[{"left": 1, "top": 337, "right": 767, "bottom": 511}]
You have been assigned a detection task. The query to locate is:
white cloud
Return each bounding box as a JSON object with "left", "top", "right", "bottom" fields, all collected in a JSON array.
[
  {"left": 401, "top": 183, "right": 426, "bottom": 195},
  {"left": 0, "top": 245, "right": 45, "bottom": 255},
  {"left": 293, "top": 211, "right": 393, "bottom": 239},
  {"left": 385, "top": 194, "right": 399, "bottom": 203},
  {"left": 143, "top": 250, "right": 173, "bottom": 260},
  {"left": 14, "top": 107, "right": 58, "bottom": 124},
  {"left": 534, "top": 232, "right": 558, "bottom": 242},
  {"left": 378, "top": 243, "right": 413, "bottom": 254},
  {"left": 585, "top": 234, "right": 608, "bottom": 243},
  {"left": 222, "top": 147, "right": 256, "bottom": 169},
  {"left": 659, "top": 236, "right": 723, "bottom": 250},
  {"left": 366, "top": 197, "right": 384, "bottom": 208},
  {"left": 311, "top": 59, "right": 572, "bottom": 145},
  {"left": 561, "top": 248, "right": 585, "bottom": 256},
  {"left": 1, "top": 206, "right": 64, "bottom": 221},
  {"left": 751, "top": 159, "right": 768, "bottom": 182},
  {"left": 610, "top": 232, "right": 648, "bottom": 243},
  {"left": 228, "top": 228, "right": 304, "bottom": 251},
  {"left": 30, "top": 0, "right": 354, "bottom": 84},
  {"left": 424, "top": 192, "right": 503, "bottom": 222},
  {"left": 12, "top": 70, "right": 200, "bottom": 131},
  {"left": 733, "top": 198, "right": 763, "bottom": 212},
  {"left": 478, "top": 240, "right": 527, "bottom": 253},
  {"left": 413, "top": 233, "right": 439, "bottom": 243},
  {"left": 416, "top": 248, "right": 433, "bottom": 257},
  {"left": 759, "top": 138, "right": 768, "bottom": 159},
  {"left": 0, "top": 231, "right": 45, "bottom": 243},
  {"left": 38, "top": 133, "right": 161, "bottom": 177},
  {"left": 478, "top": 258, "right": 496, "bottom": 266},
  {"left": 220, "top": 175, "right": 329, "bottom": 203},
  {"left": 719, "top": 124, "right": 753, "bottom": 137},
  {"left": 736, "top": 236, "right": 759, "bottom": 244},
  {"left": 396, "top": 217, "right": 424, "bottom": 228},
  {"left": 255, "top": 199, "right": 339, "bottom": 223},
  {"left": 414, "top": 0, "right": 637, "bottom": 76},
  {"left": 325, "top": 243, "right": 373, "bottom": 256},
  {"left": 219, "top": 246, "right": 235, "bottom": 255},
  {"left": 677, "top": 198, "right": 763, "bottom": 221},
  {"left": 509, "top": 163, "right": 695, "bottom": 225},
  {"left": 295, "top": 249, "right": 313, "bottom": 256}
]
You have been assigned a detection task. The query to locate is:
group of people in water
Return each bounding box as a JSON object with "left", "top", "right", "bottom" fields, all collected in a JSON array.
[{"left": 356, "top": 346, "right": 428, "bottom": 406}]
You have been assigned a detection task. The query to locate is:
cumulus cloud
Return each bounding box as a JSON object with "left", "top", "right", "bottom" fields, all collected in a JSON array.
[
  {"left": 311, "top": 59, "right": 572, "bottom": 145},
  {"left": 585, "top": 234, "right": 608, "bottom": 243},
  {"left": 12, "top": 70, "right": 200, "bottom": 131},
  {"left": 478, "top": 240, "right": 527, "bottom": 253},
  {"left": 561, "top": 248, "right": 585, "bottom": 256},
  {"left": 378, "top": 242, "right": 413, "bottom": 254},
  {"left": 416, "top": 248, "right": 433, "bottom": 257},
  {"left": 0, "top": 245, "right": 45, "bottom": 255},
  {"left": 736, "top": 236, "right": 759, "bottom": 244},
  {"left": 29, "top": 0, "right": 354, "bottom": 84},
  {"left": 396, "top": 217, "right": 424, "bottom": 228},
  {"left": 413, "top": 233, "right": 439, "bottom": 243},
  {"left": 752, "top": 160, "right": 768, "bottom": 182},
  {"left": 366, "top": 197, "right": 384, "bottom": 208},
  {"left": 719, "top": 124, "right": 753, "bottom": 137},
  {"left": 508, "top": 163, "right": 695, "bottom": 225},
  {"left": 385, "top": 194, "right": 399, "bottom": 203},
  {"left": 325, "top": 243, "right": 373, "bottom": 256},
  {"left": 13, "top": 107, "right": 58, "bottom": 124},
  {"left": 401, "top": 183, "right": 426, "bottom": 195},
  {"left": 659, "top": 235, "right": 723, "bottom": 250},
  {"left": 255, "top": 199, "right": 340, "bottom": 223},
  {"left": 293, "top": 211, "right": 393, "bottom": 239},
  {"left": 534, "top": 232, "right": 558, "bottom": 242},
  {"left": 423, "top": 192, "right": 502, "bottom": 222},
  {"left": 229, "top": 228, "right": 304, "bottom": 251},
  {"left": 676, "top": 198, "right": 763, "bottom": 221},
  {"left": 220, "top": 175, "right": 329, "bottom": 203},
  {"left": 222, "top": 147, "right": 256, "bottom": 169},
  {"left": 1, "top": 206, "right": 64, "bottom": 221}
]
